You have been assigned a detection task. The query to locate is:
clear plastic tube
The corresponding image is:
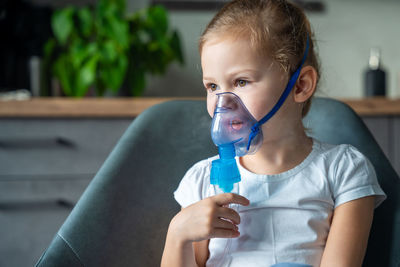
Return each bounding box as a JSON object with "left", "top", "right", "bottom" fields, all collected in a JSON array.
[{"left": 212, "top": 182, "right": 240, "bottom": 267}]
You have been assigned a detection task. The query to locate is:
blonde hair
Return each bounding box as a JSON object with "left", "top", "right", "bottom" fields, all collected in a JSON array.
[{"left": 199, "top": 0, "right": 320, "bottom": 117}]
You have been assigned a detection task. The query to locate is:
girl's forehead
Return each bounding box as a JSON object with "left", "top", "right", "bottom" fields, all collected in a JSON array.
[
  {"left": 202, "top": 38, "right": 256, "bottom": 59},
  {"left": 201, "top": 31, "right": 275, "bottom": 62},
  {"left": 201, "top": 39, "right": 285, "bottom": 82},
  {"left": 202, "top": 31, "right": 255, "bottom": 49},
  {"left": 201, "top": 38, "right": 274, "bottom": 69},
  {"left": 200, "top": 26, "right": 269, "bottom": 52}
]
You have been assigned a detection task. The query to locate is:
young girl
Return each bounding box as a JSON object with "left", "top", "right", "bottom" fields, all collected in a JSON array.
[{"left": 161, "top": 0, "right": 386, "bottom": 266}]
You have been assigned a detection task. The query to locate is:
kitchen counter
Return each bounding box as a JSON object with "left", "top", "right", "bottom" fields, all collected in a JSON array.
[
  {"left": 341, "top": 97, "right": 400, "bottom": 116},
  {"left": 0, "top": 97, "right": 399, "bottom": 117},
  {"left": 0, "top": 97, "right": 199, "bottom": 118}
]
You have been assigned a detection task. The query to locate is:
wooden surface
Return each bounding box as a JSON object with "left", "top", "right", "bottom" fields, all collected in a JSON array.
[
  {"left": 341, "top": 97, "right": 400, "bottom": 116},
  {"left": 0, "top": 97, "right": 202, "bottom": 118},
  {"left": 0, "top": 97, "right": 399, "bottom": 117}
]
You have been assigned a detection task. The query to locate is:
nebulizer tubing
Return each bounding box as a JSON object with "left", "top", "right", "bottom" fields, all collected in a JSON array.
[{"left": 209, "top": 36, "right": 310, "bottom": 266}]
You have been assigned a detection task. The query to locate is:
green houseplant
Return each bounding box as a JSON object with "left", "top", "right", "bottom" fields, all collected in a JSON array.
[{"left": 44, "top": 0, "right": 184, "bottom": 97}]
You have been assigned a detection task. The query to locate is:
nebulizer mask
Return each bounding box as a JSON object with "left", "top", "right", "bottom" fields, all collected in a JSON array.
[
  {"left": 210, "top": 36, "right": 310, "bottom": 193},
  {"left": 210, "top": 93, "right": 262, "bottom": 192}
]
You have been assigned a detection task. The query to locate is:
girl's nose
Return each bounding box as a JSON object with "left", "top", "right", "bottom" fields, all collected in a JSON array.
[
  {"left": 217, "top": 93, "right": 239, "bottom": 111},
  {"left": 218, "top": 83, "right": 234, "bottom": 94}
]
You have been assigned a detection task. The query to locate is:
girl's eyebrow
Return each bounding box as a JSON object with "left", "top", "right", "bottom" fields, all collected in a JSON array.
[
  {"left": 227, "top": 68, "right": 260, "bottom": 77},
  {"left": 202, "top": 77, "right": 215, "bottom": 81},
  {"left": 203, "top": 69, "right": 260, "bottom": 81}
]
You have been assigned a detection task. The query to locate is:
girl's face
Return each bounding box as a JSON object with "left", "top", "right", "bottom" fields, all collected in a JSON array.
[{"left": 201, "top": 37, "right": 290, "bottom": 122}]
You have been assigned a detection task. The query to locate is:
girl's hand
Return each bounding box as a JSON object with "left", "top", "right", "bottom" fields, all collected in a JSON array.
[{"left": 168, "top": 193, "right": 250, "bottom": 244}]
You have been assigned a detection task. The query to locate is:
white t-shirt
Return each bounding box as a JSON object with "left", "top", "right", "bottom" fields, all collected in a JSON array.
[{"left": 174, "top": 139, "right": 386, "bottom": 267}]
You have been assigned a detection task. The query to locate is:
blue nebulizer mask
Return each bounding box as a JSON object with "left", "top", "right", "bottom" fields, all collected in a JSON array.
[
  {"left": 210, "top": 92, "right": 263, "bottom": 193},
  {"left": 210, "top": 36, "right": 310, "bottom": 193}
]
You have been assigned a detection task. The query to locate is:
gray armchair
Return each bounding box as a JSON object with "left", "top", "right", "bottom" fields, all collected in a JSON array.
[{"left": 36, "top": 98, "right": 400, "bottom": 267}]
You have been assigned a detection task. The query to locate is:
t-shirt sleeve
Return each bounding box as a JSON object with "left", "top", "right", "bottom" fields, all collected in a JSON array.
[
  {"left": 174, "top": 159, "right": 211, "bottom": 208},
  {"left": 332, "top": 145, "right": 386, "bottom": 209}
]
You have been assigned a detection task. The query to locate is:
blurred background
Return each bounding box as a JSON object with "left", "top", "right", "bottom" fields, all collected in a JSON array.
[
  {"left": 138, "top": 0, "right": 400, "bottom": 99},
  {"left": 1, "top": 0, "right": 399, "bottom": 98}
]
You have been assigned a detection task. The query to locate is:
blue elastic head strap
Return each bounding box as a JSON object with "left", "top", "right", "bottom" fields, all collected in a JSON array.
[{"left": 247, "top": 35, "right": 310, "bottom": 150}]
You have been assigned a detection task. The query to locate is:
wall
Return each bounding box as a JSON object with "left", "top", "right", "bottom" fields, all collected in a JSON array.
[
  {"left": 308, "top": 0, "right": 400, "bottom": 99},
  {"left": 129, "top": 0, "right": 400, "bottom": 98}
]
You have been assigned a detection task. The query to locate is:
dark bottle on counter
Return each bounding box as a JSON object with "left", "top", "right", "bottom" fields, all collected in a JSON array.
[{"left": 364, "top": 48, "right": 386, "bottom": 97}]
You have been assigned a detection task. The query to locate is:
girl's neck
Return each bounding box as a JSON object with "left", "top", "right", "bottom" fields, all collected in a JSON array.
[{"left": 239, "top": 129, "right": 313, "bottom": 175}]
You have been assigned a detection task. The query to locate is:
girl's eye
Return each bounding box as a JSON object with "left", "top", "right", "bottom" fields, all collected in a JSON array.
[
  {"left": 208, "top": 83, "right": 219, "bottom": 92},
  {"left": 236, "top": 79, "right": 248, "bottom": 87}
]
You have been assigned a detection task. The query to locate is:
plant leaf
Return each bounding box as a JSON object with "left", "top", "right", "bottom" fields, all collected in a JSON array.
[
  {"left": 77, "top": 7, "right": 93, "bottom": 37},
  {"left": 53, "top": 55, "right": 72, "bottom": 96},
  {"left": 148, "top": 6, "right": 168, "bottom": 36},
  {"left": 171, "top": 31, "right": 184, "bottom": 64},
  {"left": 99, "top": 54, "right": 128, "bottom": 92},
  {"left": 70, "top": 40, "right": 86, "bottom": 69},
  {"left": 100, "top": 40, "right": 118, "bottom": 62},
  {"left": 129, "top": 69, "right": 146, "bottom": 97},
  {"left": 108, "top": 18, "right": 130, "bottom": 49},
  {"left": 52, "top": 7, "right": 74, "bottom": 46},
  {"left": 76, "top": 56, "right": 98, "bottom": 97},
  {"left": 44, "top": 38, "right": 56, "bottom": 59}
]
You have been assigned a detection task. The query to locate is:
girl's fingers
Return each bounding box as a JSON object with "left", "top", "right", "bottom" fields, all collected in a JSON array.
[
  {"left": 214, "top": 217, "right": 239, "bottom": 231},
  {"left": 217, "top": 206, "right": 241, "bottom": 224},
  {"left": 214, "top": 193, "right": 250, "bottom": 207},
  {"left": 211, "top": 228, "right": 240, "bottom": 239}
]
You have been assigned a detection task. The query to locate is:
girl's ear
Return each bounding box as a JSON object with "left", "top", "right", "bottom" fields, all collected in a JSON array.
[{"left": 293, "top": 65, "right": 318, "bottom": 103}]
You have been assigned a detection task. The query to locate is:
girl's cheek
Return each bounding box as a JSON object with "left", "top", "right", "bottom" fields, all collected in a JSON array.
[
  {"left": 235, "top": 94, "right": 260, "bottom": 120},
  {"left": 207, "top": 94, "right": 217, "bottom": 117},
  {"left": 207, "top": 106, "right": 214, "bottom": 117}
]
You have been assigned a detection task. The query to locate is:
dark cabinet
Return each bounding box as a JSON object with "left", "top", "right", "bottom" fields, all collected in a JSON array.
[
  {"left": 363, "top": 116, "right": 400, "bottom": 176},
  {"left": 0, "top": 118, "right": 132, "bottom": 267}
]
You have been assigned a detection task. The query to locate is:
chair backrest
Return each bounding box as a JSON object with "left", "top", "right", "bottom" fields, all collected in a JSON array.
[
  {"left": 302, "top": 98, "right": 400, "bottom": 267},
  {"left": 36, "top": 97, "right": 400, "bottom": 267}
]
